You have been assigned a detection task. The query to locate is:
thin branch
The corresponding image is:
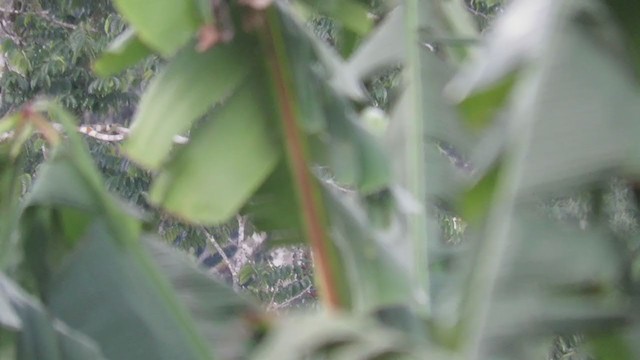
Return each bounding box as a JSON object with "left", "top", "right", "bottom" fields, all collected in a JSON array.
[
  {"left": 0, "top": 123, "right": 189, "bottom": 144},
  {"left": 236, "top": 214, "right": 245, "bottom": 243},
  {"left": 0, "top": 19, "right": 22, "bottom": 44},
  {"left": 463, "top": 4, "right": 491, "bottom": 20},
  {"left": 40, "top": 143, "right": 48, "bottom": 160},
  {"left": 0, "top": 7, "right": 77, "bottom": 30},
  {"left": 269, "top": 284, "right": 313, "bottom": 311},
  {"left": 94, "top": 125, "right": 189, "bottom": 144},
  {"left": 35, "top": 10, "right": 77, "bottom": 30},
  {"left": 267, "top": 286, "right": 279, "bottom": 310},
  {"left": 0, "top": 130, "right": 14, "bottom": 143},
  {"left": 200, "top": 227, "right": 239, "bottom": 286}
]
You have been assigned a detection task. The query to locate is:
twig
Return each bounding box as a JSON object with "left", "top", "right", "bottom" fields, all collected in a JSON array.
[
  {"left": 0, "top": 19, "right": 22, "bottom": 44},
  {"left": 236, "top": 214, "right": 246, "bottom": 243},
  {"left": 267, "top": 282, "right": 279, "bottom": 309},
  {"left": 36, "top": 10, "right": 77, "bottom": 30},
  {"left": 200, "top": 227, "right": 239, "bottom": 286},
  {"left": 0, "top": 7, "right": 77, "bottom": 30},
  {"left": 91, "top": 125, "right": 189, "bottom": 144},
  {"left": 0, "top": 122, "right": 189, "bottom": 144},
  {"left": 464, "top": 4, "right": 491, "bottom": 20},
  {"left": 270, "top": 284, "right": 312, "bottom": 310}
]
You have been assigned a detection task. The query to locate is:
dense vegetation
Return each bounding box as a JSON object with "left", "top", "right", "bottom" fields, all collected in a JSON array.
[{"left": 2, "top": 0, "right": 640, "bottom": 359}]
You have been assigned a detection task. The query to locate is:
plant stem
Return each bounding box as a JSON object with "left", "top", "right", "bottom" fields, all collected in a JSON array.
[
  {"left": 405, "top": 0, "right": 431, "bottom": 314},
  {"left": 462, "top": 74, "right": 538, "bottom": 360},
  {"left": 259, "top": 6, "right": 344, "bottom": 311}
]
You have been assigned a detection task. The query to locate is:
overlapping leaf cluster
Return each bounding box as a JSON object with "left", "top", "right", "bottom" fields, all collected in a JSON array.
[
  {"left": 0, "top": 0, "right": 150, "bottom": 118},
  {"left": 1, "top": 0, "right": 640, "bottom": 359}
]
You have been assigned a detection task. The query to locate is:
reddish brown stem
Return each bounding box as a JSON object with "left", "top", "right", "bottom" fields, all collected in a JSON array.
[{"left": 259, "top": 8, "right": 343, "bottom": 310}]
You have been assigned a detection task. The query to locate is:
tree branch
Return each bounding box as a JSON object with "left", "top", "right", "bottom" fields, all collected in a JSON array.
[
  {"left": 0, "top": 7, "right": 78, "bottom": 30},
  {"left": 0, "top": 123, "right": 189, "bottom": 144},
  {"left": 269, "top": 284, "right": 313, "bottom": 311},
  {"left": 200, "top": 227, "right": 239, "bottom": 287}
]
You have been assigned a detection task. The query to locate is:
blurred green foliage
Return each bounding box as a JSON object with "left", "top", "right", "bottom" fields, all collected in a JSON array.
[{"left": 0, "top": 0, "right": 157, "bottom": 119}]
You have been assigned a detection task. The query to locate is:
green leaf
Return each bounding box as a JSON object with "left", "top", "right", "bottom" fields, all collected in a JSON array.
[
  {"left": 354, "top": 126, "right": 391, "bottom": 194},
  {"left": 18, "top": 104, "right": 262, "bottom": 359},
  {"left": 602, "top": 0, "right": 640, "bottom": 78},
  {"left": 468, "top": 209, "right": 628, "bottom": 357},
  {"left": 344, "top": 6, "right": 405, "bottom": 81},
  {"left": 323, "top": 187, "right": 413, "bottom": 311},
  {"left": 242, "top": 162, "right": 304, "bottom": 246},
  {"left": 6, "top": 49, "right": 31, "bottom": 75},
  {"left": 93, "top": 29, "right": 153, "bottom": 77},
  {"left": 457, "top": 73, "right": 517, "bottom": 132},
  {"left": 418, "top": 48, "right": 473, "bottom": 208},
  {"left": 450, "top": 1, "right": 640, "bottom": 194},
  {"left": 251, "top": 314, "right": 412, "bottom": 360},
  {"left": 111, "top": 0, "right": 201, "bottom": 56},
  {"left": 424, "top": 144, "right": 467, "bottom": 205},
  {"left": 309, "top": 30, "right": 366, "bottom": 100},
  {"left": 124, "top": 43, "right": 254, "bottom": 170},
  {"left": 0, "top": 144, "right": 22, "bottom": 270},
  {"left": 384, "top": 1, "right": 433, "bottom": 312},
  {"left": 149, "top": 82, "right": 280, "bottom": 224},
  {"left": 0, "top": 273, "right": 108, "bottom": 360},
  {"left": 512, "top": 16, "right": 640, "bottom": 194},
  {"left": 26, "top": 152, "right": 102, "bottom": 213},
  {"left": 445, "top": 0, "right": 560, "bottom": 104},
  {"left": 0, "top": 275, "right": 21, "bottom": 331},
  {"left": 506, "top": 211, "right": 621, "bottom": 291},
  {"left": 274, "top": 12, "right": 327, "bottom": 133},
  {"left": 141, "top": 236, "right": 261, "bottom": 359},
  {"left": 0, "top": 113, "right": 19, "bottom": 135},
  {"left": 36, "top": 104, "right": 139, "bottom": 245},
  {"left": 318, "top": 79, "right": 391, "bottom": 194},
  {"left": 438, "top": 0, "right": 479, "bottom": 60},
  {"left": 46, "top": 221, "right": 213, "bottom": 360},
  {"left": 460, "top": 164, "right": 501, "bottom": 224},
  {"left": 299, "top": 0, "right": 373, "bottom": 36},
  {"left": 589, "top": 332, "right": 636, "bottom": 360}
]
